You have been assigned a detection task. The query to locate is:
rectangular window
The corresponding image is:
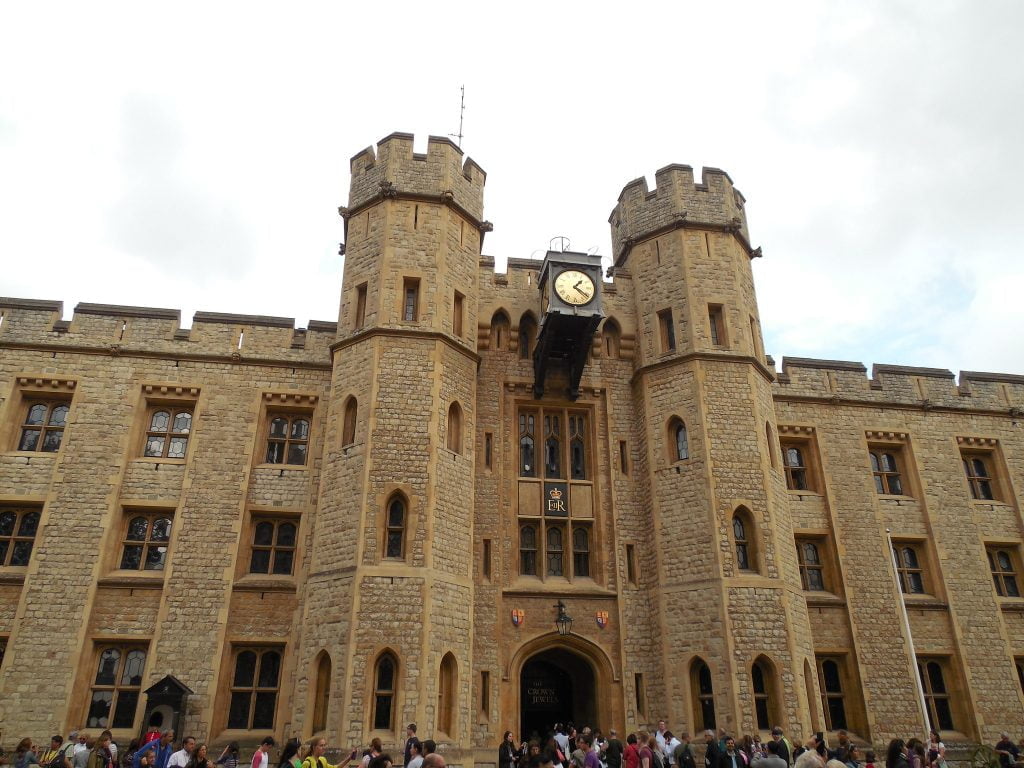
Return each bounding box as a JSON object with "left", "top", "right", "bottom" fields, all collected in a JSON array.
[
  {"left": 249, "top": 517, "right": 298, "bottom": 575},
  {"left": 987, "top": 545, "right": 1021, "bottom": 598},
  {"left": 519, "top": 407, "right": 589, "bottom": 480},
  {"left": 893, "top": 540, "right": 928, "bottom": 594},
  {"left": 354, "top": 282, "right": 367, "bottom": 330},
  {"left": 572, "top": 525, "right": 591, "bottom": 578},
  {"left": 708, "top": 304, "right": 726, "bottom": 346},
  {"left": 619, "top": 440, "right": 628, "bottom": 475},
  {"left": 962, "top": 451, "right": 998, "bottom": 500},
  {"left": 626, "top": 544, "right": 637, "bottom": 586},
  {"left": 142, "top": 405, "right": 193, "bottom": 459},
  {"left": 868, "top": 443, "right": 909, "bottom": 496},
  {"left": 0, "top": 506, "right": 41, "bottom": 567},
  {"left": 750, "top": 315, "right": 762, "bottom": 358},
  {"left": 402, "top": 278, "right": 420, "bottom": 322},
  {"left": 453, "top": 291, "right": 464, "bottom": 337},
  {"left": 87, "top": 644, "right": 148, "bottom": 729},
  {"left": 482, "top": 538, "right": 492, "bottom": 581},
  {"left": 634, "top": 672, "right": 646, "bottom": 717},
  {"left": 481, "top": 670, "right": 490, "bottom": 717},
  {"left": 658, "top": 309, "right": 676, "bottom": 352},
  {"left": 796, "top": 537, "right": 828, "bottom": 592},
  {"left": 781, "top": 438, "right": 817, "bottom": 492},
  {"left": 119, "top": 512, "right": 173, "bottom": 571},
  {"left": 17, "top": 399, "right": 71, "bottom": 452},
  {"left": 265, "top": 412, "right": 311, "bottom": 466},
  {"left": 227, "top": 647, "right": 283, "bottom": 730},
  {"left": 917, "top": 657, "right": 955, "bottom": 731},
  {"left": 484, "top": 432, "right": 492, "bottom": 470}
]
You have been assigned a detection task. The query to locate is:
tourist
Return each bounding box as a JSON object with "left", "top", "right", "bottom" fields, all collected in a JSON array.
[
  {"left": 769, "top": 731, "right": 790, "bottom": 768},
  {"left": 360, "top": 741, "right": 382, "bottom": 768},
  {"left": 168, "top": 739, "right": 195, "bottom": 768},
  {"left": 555, "top": 728, "right": 571, "bottom": 762},
  {"left": 924, "top": 732, "right": 943, "bottom": 768},
  {"left": 13, "top": 739, "right": 39, "bottom": 768},
  {"left": 404, "top": 726, "right": 420, "bottom": 768},
  {"left": 664, "top": 735, "right": 681, "bottom": 768},
  {"left": 571, "top": 737, "right": 587, "bottom": 768},
  {"left": 885, "top": 741, "right": 907, "bottom": 768},
  {"left": 673, "top": 735, "right": 695, "bottom": 768},
  {"left": 501, "top": 733, "right": 519, "bottom": 768},
  {"left": 188, "top": 746, "right": 212, "bottom": 768},
  {"left": 752, "top": 741, "right": 785, "bottom": 768},
  {"left": 302, "top": 739, "right": 351, "bottom": 768},
  {"left": 606, "top": 732, "right": 623, "bottom": 768},
  {"left": 844, "top": 745, "right": 861, "bottom": 768},
  {"left": 638, "top": 733, "right": 655, "bottom": 768},
  {"left": 135, "top": 736, "right": 176, "bottom": 768},
  {"left": 623, "top": 736, "right": 639, "bottom": 768},
  {"left": 405, "top": 743, "right": 422, "bottom": 768},
  {"left": 99, "top": 734, "right": 118, "bottom": 765},
  {"left": 216, "top": 745, "right": 240, "bottom": 768},
  {"left": 995, "top": 734, "right": 1020, "bottom": 768},
  {"left": 74, "top": 741, "right": 96, "bottom": 768},
  {"left": 87, "top": 735, "right": 115, "bottom": 768},
  {"left": 251, "top": 740, "right": 275, "bottom": 768},
  {"left": 367, "top": 755, "right": 393, "bottom": 768},
  {"left": 421, "top": 757, "right": 445, "bottom": 768},
  {"left": 71, "top": 736, "right": 88, "bottom": 759},
  {"left": 719, "top": 738, "right": 744, "bottom": 768},
  {"left": 703, "top": 732, "right": 721, "bottom": 768},
  {"left": 656, "top": 724, "right": 668, "bottom": 763},
  {"left": 582, "top": 737, "right": 601, "bottom": 768},
  {"left": 906, "top": 740, "right": 925, "bottom": 768},
  {"left": 41, "top": 737, "right": 70, "bottom": 768},
  {"left": 863, "top": 752, "right": 876, "bottom": 768}
]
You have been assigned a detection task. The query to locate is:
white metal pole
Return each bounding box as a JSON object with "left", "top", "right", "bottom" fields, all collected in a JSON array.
[{"left": 886, "top": 528, "right": 932, "bottom": 743}]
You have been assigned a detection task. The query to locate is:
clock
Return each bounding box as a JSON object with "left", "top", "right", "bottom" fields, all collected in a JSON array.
[{"left": 553, "top": 269, "right": 596, "bottom": 306}]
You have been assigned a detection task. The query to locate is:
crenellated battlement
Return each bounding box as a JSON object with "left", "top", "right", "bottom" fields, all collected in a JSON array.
[
  {"left": 608, "top": 163, "right": 749, "bottom": 265},
  {"left": 0, "top": 298, "right": 337, "bottom": 366},
  {"left": 774, "top": 356, "right": 1024, "bottom": 414},
  {"left": 347, "top": 132, "right": 487, "bottom": 222}
]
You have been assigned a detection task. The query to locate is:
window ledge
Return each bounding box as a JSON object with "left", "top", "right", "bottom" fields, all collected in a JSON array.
[
  {"left": 504, "top": 581, "right": 616, "bottom": 599},
  {"left": 805, "top": 592, "right": 845, "bottom": 607},
  {"left": 233, "top": 575, "right": 297, "bottom": 593},
  {"left": 902, "top": 594, "right": 948, "bottom": 609},
  {"left": 970, "top": 500, "right": 1013, "bottom": 510},
  {"left": 1, "top": 451, "right": 60, "bottom": 460},
  {"left": 788, "top": 490, "right": 823, "bottom": 499},
  {"left": 0, "top": 570, "right": 27, "bottom": 586},
  {"left": 253, "top": 463, "right": 309, "bottom": 471},
  {"left": 97, "top": 573, "right": 166, "bottom": 589},
  {"left": 998, "top": 598, "right": 1024, "bottom": 612},
  {"left": 877, "top": 494, "right": 916, "bottom": 502},
  {"left": 132, "top": 457, "right": 187, "bottom": 465}
]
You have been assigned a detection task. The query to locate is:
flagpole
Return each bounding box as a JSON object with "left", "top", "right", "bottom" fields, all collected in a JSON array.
[{"left": 886, "top": 527, "right": 932, "bottom": 743}]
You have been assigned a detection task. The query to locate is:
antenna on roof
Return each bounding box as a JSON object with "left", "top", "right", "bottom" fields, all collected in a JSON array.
[{"left": 449, "top": 85, "right": 465, "bottom": 148}]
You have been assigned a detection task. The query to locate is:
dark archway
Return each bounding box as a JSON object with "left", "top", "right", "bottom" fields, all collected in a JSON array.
[{"left": 519, "top": 647, "right": 597, "bottom": 741}]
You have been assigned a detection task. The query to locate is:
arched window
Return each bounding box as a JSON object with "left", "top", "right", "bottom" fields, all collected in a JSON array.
[
  {"left": 385, "top": 496, "right": 406, "bottom": 559},
  {"left": 519, "top": 412, "right": 536, "bottom": 477},
  {"left": 19, "top": 400, "right": 69, "bottom": 452},
  {"left": 572, "top": 526, "right": 590, "bottom": 578},
  {"left": 87, "top": 646, "right": 146, "bottom": 729},
  {"left": 120, "top": 514, "right": 172, "bottom": 571},
  {"left": 519, "top": 524, "right": 538, "bottom": 576},
  {"left": 751, "top": 657, "right": 776, "bottom": 730},
  {"left": 342, "top": 397, "right": 358, "bottom": 446},
  {"left": 372, "top": 652, "right": 398, "bottom": 731},
  {"left": 228, "top": 648, "right": 281, "bottom": 730},
  {"left": 819, "top": 658, "right": 847, "bottom": 730},
  {"left": 266, "top": 414, "right": 310, "bottom": 465},
  {"left": 312, "top": 651, "right": 331, "bottom": 733},
  {"left": 518, "top": 314, "right": 537, "bottom": 360},
  {"left": 870, "top": 450, "right": 903, "bottom": 495},
  {"left": 547, "top": 525, "right": 565, "bottom": 577},
  {"left": 144, "top": 408, "right": 192, "bottom": 458},
  {"left": 490, "top": 311, "right": 510, "bottom": 351},
  {"left": 438, "top": 653, "right": 457, "bottom": 736},
  {"left": 918, "top": 659, "right": 954, "bottom": 731},
  {"left": 733, "top": 510, "right": 756, "bottom": 572},
  {"left": 784, "top": 446, "right": 809, "bottom": 490},
  {"left": 796, "top": 540, "right": 825, "bottom": 591},
  {"left": 447, "top": 402, "right": 462, "bottom": 454},
  {"left": 691, "top": 658, "right": 716, "bottom": 730},
  {"left": 603, "top": 318, "right": 621, "bottom": 358},
  {"left": 668, "top": 417, "right": 688, "bottom": 462}
]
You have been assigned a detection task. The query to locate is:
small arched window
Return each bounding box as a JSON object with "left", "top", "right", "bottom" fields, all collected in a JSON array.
[
  {"left": 733, "top": 508, "right": 756, "bottom": 572},
  {"left": 372, "top": 652, "right": 398, "bottom": 731},
  {"left": 518, "top": 314, "right": 537, "bottom": 360},
  {"left": 490, "top": 311, "right": 510, "bottom": 351},
  {"left": 603, "top": 318, "right": 621, "bottom": 358},
  {"left": 519, "top": 524, "right": 538, "bottom": 576},
  {"left": 751, "top": 657, "right": 776, "bottom": 730},
  {"left": 691, "top": 658, "right": 716, "bottom": 731},
  {"left": 438, "top": 653, "right": 458, "bottom": 736},
  {"left": 384, "top": 496, "right": 406, "bottom": 559},
  {"left": 447, "top": 402, "right": 462, "bottom": 454},
  {"left": 342, "top": 397, "right": 358, "bottom": 446},
  {"left": 669, "top": 417, "right": 688, "bottom": 462},
  {"left": 312, "top": 651, "right": 331, "bottom": 733}
]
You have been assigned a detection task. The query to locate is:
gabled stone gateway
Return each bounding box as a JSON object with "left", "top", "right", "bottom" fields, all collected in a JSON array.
[{"left": 0, "top": 133, "right": 1022, "bottom": 762}]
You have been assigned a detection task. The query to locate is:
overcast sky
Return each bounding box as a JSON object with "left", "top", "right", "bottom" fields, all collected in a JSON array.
[{"left": 1, "top": 1, "right": 1021, "bottom": 377}]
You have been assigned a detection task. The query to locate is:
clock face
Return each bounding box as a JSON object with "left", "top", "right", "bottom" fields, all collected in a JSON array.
[{"left": 553, "top": 269, "right": 596, "bottom": 306}]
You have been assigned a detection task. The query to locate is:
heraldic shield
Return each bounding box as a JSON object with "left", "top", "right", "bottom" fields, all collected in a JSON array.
[
  {"left": 596, "top": 610, "right": 608, "bottom": 629},
  {"left": 511, "top": 608, "right": 525, "bottom": 627}
]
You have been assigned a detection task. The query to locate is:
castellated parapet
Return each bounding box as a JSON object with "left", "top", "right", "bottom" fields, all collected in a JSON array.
[
  {"left": 608, "top": 164, "right": 750, "bottom": 265},
  {"left": 347, "top": 132, "right": 487, "bottom": 221}
]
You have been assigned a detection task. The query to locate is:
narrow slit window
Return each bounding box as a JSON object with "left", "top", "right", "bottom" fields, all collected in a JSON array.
[
  {"left": 484, "top": 432, "right": 493, "bottom": 470},
  {"left": 453, "top": 291, "right": 464, "bottom": 337},
  {"left": 625, "top": 543, "right": 637, "bottom": 585},
  {"left": 708, "top": 304, "right": 726, "bottom": 346},
  {"left": 482, "top": 539, "right": 492, "bottom": 581},
  {"left": 355, "top": 282, "right": 367, "bottom": 329},
  {"left": 403, "top": 278, "right": 420, "bottom": 322},
  {"left": 658, "top": 309, "right": 676, "bottom": 353},
  {"left": 619, "top": 440, "right": 629, "bottom": 475}
]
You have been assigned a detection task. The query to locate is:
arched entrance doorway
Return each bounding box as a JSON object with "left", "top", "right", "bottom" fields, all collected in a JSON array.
[{"left": 520, "top": 647, "right": 597, "bottom": 740}]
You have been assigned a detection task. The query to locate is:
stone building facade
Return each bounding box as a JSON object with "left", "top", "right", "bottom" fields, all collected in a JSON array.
[{"left": 1, "top": 132, "right": 1022, "bottom": 760}]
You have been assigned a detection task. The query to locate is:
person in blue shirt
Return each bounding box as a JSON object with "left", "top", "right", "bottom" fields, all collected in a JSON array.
[{"left": 135, "top": 732, "right": 175, "bottom": 768}]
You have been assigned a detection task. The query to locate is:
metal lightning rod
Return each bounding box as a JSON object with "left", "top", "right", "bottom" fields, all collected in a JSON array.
[{"left": 449, "top": 85, "right": 465, "bottom": 148}]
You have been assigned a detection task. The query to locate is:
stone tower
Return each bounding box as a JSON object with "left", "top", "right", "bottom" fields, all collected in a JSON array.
[
  {"left": 293, "top": 134, "right": 487, "bottom": 751},
  {"left": 609, "top": 166, "right": 818, "bottom": 735}
]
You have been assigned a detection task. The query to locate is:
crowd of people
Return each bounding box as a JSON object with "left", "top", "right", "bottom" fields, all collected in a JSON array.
[
  {"left": 0, "top": 724, "right": 457, "bottom": 768},
  {"left": 497, "top": 721, "right": 1024, "bottom": 768}
]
